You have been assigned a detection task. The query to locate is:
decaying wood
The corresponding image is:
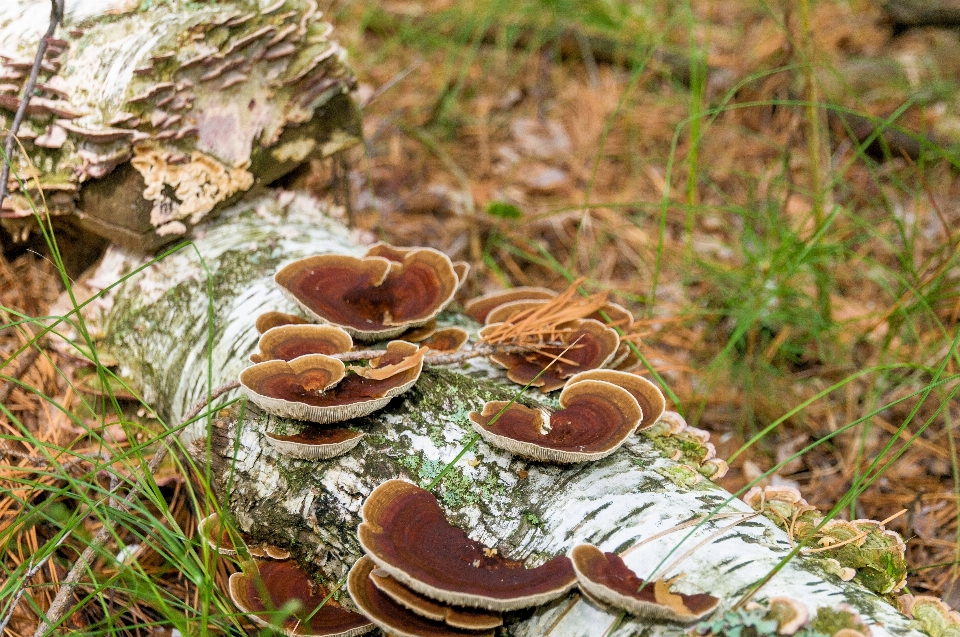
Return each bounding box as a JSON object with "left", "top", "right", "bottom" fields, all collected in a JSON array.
[
  {"left": 0, "top": 0, "right": 361, "bottom": 249},
  {"left": 74, "top": 191, "right": 922, "bottom": 637}
]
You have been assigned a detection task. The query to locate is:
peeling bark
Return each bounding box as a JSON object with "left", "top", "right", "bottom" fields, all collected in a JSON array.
[
  {"left": 0, "top": 0, "right": 360, "bottom": 248},
  {"left": 77, "top": 192, "right": 922, "bottom": 637}
]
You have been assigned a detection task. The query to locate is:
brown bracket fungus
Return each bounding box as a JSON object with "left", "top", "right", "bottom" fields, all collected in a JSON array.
[
  {"left": 241, "top": 342, "right": 425, "bottom": 424},
  {"left": 367, "top": 563, "right": 503, "bottom": 631},
  {"left": 197, "top": 512, "right": 291, "bottom": 559},
  {"left": 348, "top": 341, "right": 427, "bottom": 382},
  {"left": 256, "top": 311, "right": 311, "bottom": 334},
  {"left": 229, "top": 560, "right": 374, "bottom": 637},
  {"left": 265, "top": 426, "right": 364, "bottom": 461},
  {"left": 347, "top": 556, "right": 498, "bottom": 637},
  {"left": 462, "top": 287, "right": 557, "bottom": 324},
  {"left": 239, "top": 354, "right": 347, "bottom": 422},
  {"left": 485, "top": 299, "right": 633, "bottom": 329},
  {"left": 414, "top": 327, "right": 469, "bottom": 354},
  {"left": 565, "top": 369, "right": 666, "bottom": 430},
  {"left": 483, "top": 318, "right": 620, "bottom": 392},
  {"left": 250, "top": 324, "right": 353, "bottom": 363},
  {"left": 364, "top": 242, "right": 470, "bottom": 290},
  {"left": 468, "top": 379, "right": 642, "bottom": 463},
  {"left": 357, "top": 480, "right": 577, "bottom": 611},
  {"left": 570, "top": 544, "right": 719, "bottom": 623},
  {"left": 275, "top": 249, "right": 459, "bottom": 341}
]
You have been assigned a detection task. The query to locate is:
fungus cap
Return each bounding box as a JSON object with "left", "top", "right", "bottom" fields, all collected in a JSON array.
[
  {"left": 197, "top": 512, "right": 240, "bottom": 556},
  {"left": 364, "top": 242, "right": 469, "bottom": 289},
  {"left": 565, "top": 369, "right": 665, "bottom": 430},
  {"left": 357, "top": 480, "right": 577, "bottom": 611},
  {"left": 347, "top": 556, "right": 496, "bottom": 637},
  {"left": 767, "top": 596, "right": 809, "bottom": 635},
  {"left": 569, "top": 544, "right": 719, "bottom": 623},
  {"left": 468, "top": 379, "right": 642, "bottom": 463},
  {"left": 197, "top": 512, "right": 292, "bottom": 560},
  {"left": 463, "top": 287, "right": 557, "bottom": 323},
  {"left": 485, "top": 299, "right": 633, "bottom": 329},
  {"left": 251, "top": 324, "right": 353, "bottom": 363},
  {"left": 239, "top": 354, "right": 347, "bottom": 422},
  {"left": 240, "top": 343, "right": 423, "bottom": 424},
  {"left": 229, "top": 561, "right": 374, "bottom": 637},
  {"left": 264, "top": 425, "right": 364, "bottom": 460},
  {"left": 274, "top": 249, "right": 459, "bottom": 341},
  {"left": 418, "top": 327, "right": 469, "bottom": 354},
  {"left": 367, "top": 566, "right": 502, "bottom": 630},
  {"left": 484, "top": 318, "right": 620, "bottom": 392},
  {"left": 256, "top": 311, "right": 311, "bottom": 334},
  {"left": 348, "top": 341, "right": 427, "bottom": 382}
]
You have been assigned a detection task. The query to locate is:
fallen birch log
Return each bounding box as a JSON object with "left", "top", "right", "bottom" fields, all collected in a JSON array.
[{"left": 77, "top": 191, "right": 922, "bottom": 637}]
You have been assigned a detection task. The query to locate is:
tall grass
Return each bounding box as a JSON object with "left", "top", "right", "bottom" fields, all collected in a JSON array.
[
  {"left": 2, "top": 0, "right": 960, "bottom": 633},
  {"left": 342, "top": 0, "right": 960, "bottom": 594}
]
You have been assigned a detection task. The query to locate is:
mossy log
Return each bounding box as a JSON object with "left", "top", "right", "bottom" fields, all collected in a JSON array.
[
  {"left": 0, "top": 0, "right": 360, "bottom": 249},
  {"left": 76, "top": 192, "right": 922, "bottom": 637}
]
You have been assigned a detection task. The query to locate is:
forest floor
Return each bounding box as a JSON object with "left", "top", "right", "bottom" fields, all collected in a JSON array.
[{"left": 2, "top": 0, "right": 960, "bottom": 634}]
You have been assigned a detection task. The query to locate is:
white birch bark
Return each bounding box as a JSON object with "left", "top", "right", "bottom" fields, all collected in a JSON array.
[{"left": 77, "top": 191, "right": 922, "bottom": 637}]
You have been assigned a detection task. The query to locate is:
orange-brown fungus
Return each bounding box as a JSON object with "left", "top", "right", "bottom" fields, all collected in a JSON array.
[
  {"left": 570, "top": 544, "right": 718, "bottom": 623},
  {"left": 251, "top": 324, "right": 353, "bottom": 363},
  {"left": 255, "top": 310, "right": 310, "bottom": 334},
  {"left": 348, "top": 556, "right": 495, "bottom": 637},
  {"left": 275, "top": 248, "right": 458, "bottom": 340},
  {"left": 468, "top": 379, "right": 642, "bottom": 463},
  {"left": 229, "top": 561, "right": 373, "bottom": 636},
  {"left": 358, "top": 480, "right": 576, "bottom": 611},
  {"left": 463, "top": 287, "right": 556, "bottom": 324},
  {"left": 484, "top": 319, "right": 619, "bottom": 392}
]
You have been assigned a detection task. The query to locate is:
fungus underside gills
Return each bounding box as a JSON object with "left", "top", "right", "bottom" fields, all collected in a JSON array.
[{"left": 425, "top": 335, "right": 582, "bottom": 490}]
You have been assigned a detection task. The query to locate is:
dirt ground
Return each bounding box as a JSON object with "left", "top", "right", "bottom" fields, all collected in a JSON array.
[{"left": 3, "top": 0, "right": 960, "bottom": 632}]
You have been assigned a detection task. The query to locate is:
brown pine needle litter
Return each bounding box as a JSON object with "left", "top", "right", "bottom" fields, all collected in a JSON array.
[{"left": 479, "top": 278, "right": 610, "bottom": 350}]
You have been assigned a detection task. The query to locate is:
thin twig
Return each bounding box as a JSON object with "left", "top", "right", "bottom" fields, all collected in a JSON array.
[
  {"left": 0, "top": 0, "right": 65, "bottom": 209},
  {"left": 0, "top": 531, "right": 69, "bottom": 634},
  {"left": 32, "top": 437, "right": 173, "bottom": 636}
]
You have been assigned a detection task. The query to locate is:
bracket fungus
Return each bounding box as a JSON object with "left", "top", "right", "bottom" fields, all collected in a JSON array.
[
  {"left": 643, "top": 411, "right": 730, "bottom": 481},
  {"left": 364, "top": 242, "right": 470, "bottom": 290},
  {"left": 483, "top": 318, "right": 620, "bottom": 392},
  {"left": 742, "top": 485, "right": 907, "bottom": 595},
  {"left": 250, "top": 324, "right": 353, "bottom": 363},
  {"left": 357, "top": 480, "right": 577, "bottom": 611},
  {"left": 265, "top": 425, "right": 365, "bottom": 461},
  {"left": 275, "top": 248, "right": 459, "bottom": 341},
  {"left": 348, "top": 556, "right": 499, "bottom": 637},
  {"left": 1, "top": 0, "right": 360, "bottom": 248},
  {"left": 256, "top": 311, "right": 311, "bottom": 334},
  {"left": 468, "top": 379, "right": 643, "bottom": 463},
  {"left": 564, "top": 369, "right": 666, "bottom": 429},
  {"left": 900, "top": 594, "right": 960, "bottom": 637},
  {"left": 240, "top": 342, "right": 424, "bottom": 425},
  {"left": 462, "top": 286, "right": 557, "bottom": 324},
  {"left": 229, "top": 560, "right": 373, "bottom": 637},
  {"left": 367, "top": 564, "right": 502, "bottom": 631},
  {"left": 197, "top": 512, "right": 290, "bottom": 559},
  {"left": 239, "top": 353, "right": 347, "bottom": 421},
  {"left": 570, "top": 544, "right": 719, "bottom": 623}
]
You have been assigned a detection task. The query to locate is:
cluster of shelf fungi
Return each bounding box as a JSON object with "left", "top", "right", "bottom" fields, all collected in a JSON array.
[{"left": 191, "top": 240, "right": 943, "bottom": 637}]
